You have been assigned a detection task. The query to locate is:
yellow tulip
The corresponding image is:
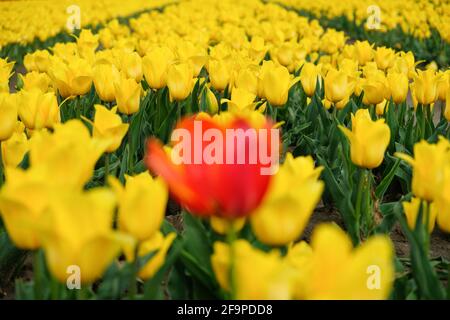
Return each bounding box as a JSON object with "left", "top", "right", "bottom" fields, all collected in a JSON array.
[
  {"left": 300, "top": 62, "right": 320, "bottom": 97},
  {"left": 434, "top": 166, "right": 450, "bottom": 232},
  {"left": 211, "top": 240, "right": 294, "bottom": 299},
  {"left": 396, "top": 138, "right": 450, "bottom": 202},
  {"left": 19, "top": 71, "right": 51, "bottom": 92},
  {"left": 376, "top": 99, "right": 388, "bottom": 116},
  {"left": 208, "top": 59, "right": 231, "bottom": 92},
  {"left": 386, "top": 71, "right": 409, "bottom": 104},
  {"left": 402, "top": 197, "right": 437, "bottom": 233},
  {"left": 85, "top": 105, "right": 129, "bottom": 153},
  {"left": 251, "top": 153, "right": 324, "bottom": 246},
  {"left": 204, "top": 85, "right": 219, "bottom": 114},
  {"left": 76, "top": 29, "right": 99, "bottom": 53},
  {"left": 28, "top": 120, "right": 110, "bottom": 189},
  {"left": 108, "top": 172, "right": 168, "bottom": 242},
  {"left": 167, "top": 63, "right": 194, "bottom": 101},
  {"left": 324, "top": 69, "right": 354, "bottom": 104},
  {"left": 48, "top": 56, "right": 93, "bottom": 98},
  {"left": 17, "top": 89, "right": 60, "bottom": 130},
  {"left": 1, "top": 121, "right": 29, "bottom": 168},
  {"left": 362, "top": 78, "right": 388, "bottom": 105},
  {"left": 93, "top": 64, "right": 120, "bottom": 102},
  {"left": 262, "top": 64, "right": 299, "bottom": 106},
  {"left": 411, "top": 69, "right": 438, "bottom": 105},
  {"left": 234, "top": 68, "right": 258, "bottom": 95},
  {"left": 221, "top": 87, "right": 256, "bottom": 113},
  {"left": 24, "top": 50, "right": 51, "bottom": 73},
  {"left": 124, "top": 231, "right": 176, "bottom": 280},
  {"left": 210, "top": 216, "right": 246, "bottom": 235},
  {"left": 118, "top": 51, "right": 143, "bottom": 82},
  {"left": 290, "top": 223, "right": 394, "bottom": 299},
  {"left": 339, "top": 109, "right": 390, "bottom": 169},
  {"left": 114, "top": 76, "right": 141, "bottom": 115},
  {"left": 38, "top": 188, "right": 132, "bottom": 284},
  {"left": 374, "top": 47, "right": 395, "bottom": 70},
  {"left": 353, "top": 41, "right": 373, "bottom": 66},
  {"left": 445, "top": 90, "right": 450, "bottom": 122},
  {"left": 436, "top": 71, "right": 449, "bottom": 101},
  {"left": 142, "top": 46, "right": 175, "bottom": 90},
  {"left": 0, "top": 166, "right": 55, "bottom": 249},
  {"left": 0, "top": 93, "right": 18, "bottom": 141}
]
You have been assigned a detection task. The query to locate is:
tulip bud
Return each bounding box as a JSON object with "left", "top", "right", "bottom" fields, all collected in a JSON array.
[
  {"left": 374, "top": 47, "right": 395, "bottom": 70},
  {"left": 208, "top": 59, "right": 231, "bottom": 92},
  {"left": 1, "top": 121, "right": 29, "bottom": 168},
  {"left": 387, "top": 71, "right": 408, "bottom": 104},
  {"left": 167, "top": 63, "right": 194, "bottom": 101},
  {"left": 324, "top": 69, "right": 354, "bottom": 104},
  {"left": 300, "top": 62, "right": 320, "bottom": 97},
  {"left": 412, "top": 69, "right": 438, "bottom": 105},
  {"left": 93, "top": 64, "right": 120, "bottom": 102},
  {"left": 262, "top": 64, "right": 298, "bottom": 106},
  {"left": 114, "top": 76, "right": 141, "bottom": 115}
]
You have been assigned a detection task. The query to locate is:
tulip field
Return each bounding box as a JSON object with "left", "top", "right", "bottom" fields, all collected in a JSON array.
[{"left": 0, "top": 0, "right": 450, "bottom": 301}]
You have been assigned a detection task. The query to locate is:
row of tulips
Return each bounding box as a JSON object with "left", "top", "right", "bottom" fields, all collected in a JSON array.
[
  {"left": 0, "top": 0, "right": 449, "bottom": 300},
  {"left": 272, "top": 0, "right": 450, "bottom": 67}
]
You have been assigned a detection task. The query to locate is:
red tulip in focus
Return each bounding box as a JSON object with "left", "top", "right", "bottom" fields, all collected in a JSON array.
[{"left": 145, "top": 115, "right": 279, "bottom": 218}]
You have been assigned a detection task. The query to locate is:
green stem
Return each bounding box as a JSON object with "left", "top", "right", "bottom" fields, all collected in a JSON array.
[
  {"left": 420, "top": 104, "right": 426, "bottom": 140},
  {"left": 226, "top": 224, "right": 237, "bottom": 300},
  {"left": 423, "top": 202, "right": 430, "bottom": 256},
  {"left": 104, "top": 153, "right": 110, "bottom": 183},
  {"left": 33, "top": 250, "right": 42, "bottom": 300},
  {"left": 129, "top": 243, "right": 140, "bottom": 300},
  {"left": 127, "top": 115, "right": 133, "bottom": 174},
  {"left": 354, "top": 169, "right": 367, "bottom": 241}
]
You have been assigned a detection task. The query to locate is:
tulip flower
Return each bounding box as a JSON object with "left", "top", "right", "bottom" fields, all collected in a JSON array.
[
  {"left": 434, "top": 166, "right": 450, "bottom": 232},
  {"left": 24, "top": 50, "right": 51, "bottom": 73},
  {"left": 19, "top": 71, "right": 51, "bottom": 92},
  {"left": 353, "top": 41, "right": 373, "bottom": 66},
  {"left": 93, "top": 64, "right": 121, "bottom": 102},
  {"left": 288, "top": 223, "right": 394, "bottom": 299},
  {"left": 118, "top": 51, "right": 143, "bottom": 82},
  {"left": 124, "top": 231, "right": 176, "bottom": 280},
  {"left": 436, "top": 71, "right": 449, "bottom": 101},
  {"left": 203, "top": 85, "right": 219, "bottom": 114},
  {"left": 339, "top": 109, "right": 390, "bottom": 169},
  {"left": 0, "top": 166, "right": 54, "bottom": 249},
  {"left": 108, "top": 172, "right": 168, "bottom": 242},
  {"left": 445, "top": 90, "right": 450, "bottom": 122},
  {"left": 48, "top": 56, "right": 93, "bottom": 98},
  {"left": 84, "top": 105, "right": 129, "bottom": 153},
  {"left": 28, "top": 120, "right": 110, "bottom": 189},
  {"left": 262, "top": 64, "right": 299, "bottom": 106},
  {"left": 142, "top": 46, "right": 175, "bottom": 90},
  {"left": 396, "top": 138, "right": 450, "bottom": 202},
  {"left": 0, "top": 93, "right": 18, "bottom": 141},
  {"left": 208, "top": 59, "right": 231, "bottom": 92},
  {"left": 234, "top": 68, "right": 258, "bottom": 95},
  {"left": 145, "top": 114, "right": 277, "bottom": 218},
  {"left": 17, "top": 89, "right": 60, "bottom": 130},
  {"left": 1, "top": 121, "right": 29, "bottom": 168},
  {"left": 386, "top": 71, "right": 409, "bottom": 104},
  {"left": 411, "top": 69, "right": 438, "bottom": 105},
  {"left": 211, "top": 240, "right": 294, "bottom": 299},
  {"left": 167, "top": 62, "right": 194, "bottom": 101},
  {"left": 374, "top": 47, "right": 396, "bottom": 70},
  {"left": 300, "top": 62, "right": 321, "bottom": 97},
  {"left": 221, "top": 87, "right": 256, "bottom": 113},
  {"left": 114, "top": 76, "right": 141, "bottom": 115},
  {"left": 402, "top": 197, "right": 437, "bottom": 233},
  {"left": 251, "top": 153, "right": 324, "bottom": 246},
  {"left": 324, "top": 69, "right": 354, "bottom": 104},
  {"left": 362, "top": 77, "right": 389, "bottom": 105},
  {"left": 37, "top": 188, "right": 132, "bottom": 284}
]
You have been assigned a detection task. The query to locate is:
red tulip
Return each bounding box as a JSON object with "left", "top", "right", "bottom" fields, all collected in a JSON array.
[{"left": 145, "top": 115, "right": 279, "bottom": 218}]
